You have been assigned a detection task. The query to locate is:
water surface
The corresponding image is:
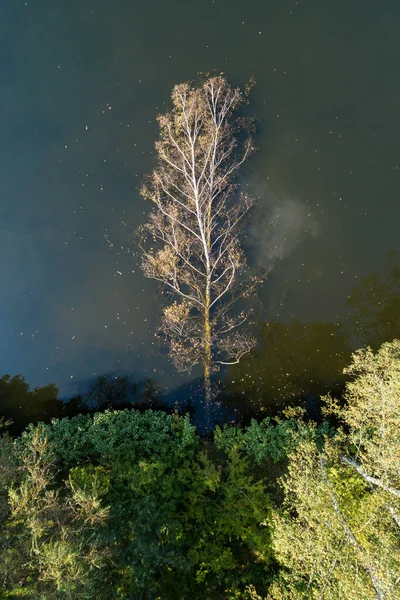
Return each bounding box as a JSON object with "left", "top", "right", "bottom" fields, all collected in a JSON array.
[{"left": 1, "top": 0, "right": 400, "bottom": 399}]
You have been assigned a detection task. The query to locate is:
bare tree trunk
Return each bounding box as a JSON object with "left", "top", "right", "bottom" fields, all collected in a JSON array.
[
  {"left": 204, "top": 336, "right": 212, "bottom": 402},
  {"left": 204, "top": 170, "right": 212, "bottom": 407},
  {"left": 204, "top": 279, "right": 212, "bottom": 429}
]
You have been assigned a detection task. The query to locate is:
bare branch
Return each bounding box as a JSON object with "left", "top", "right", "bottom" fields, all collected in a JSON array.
[
  {"left": 340, "top": 455, "right": 400, "bottom": 499},
  {"left": 320, "top": 457, "right": 386, "bottom": 600}
]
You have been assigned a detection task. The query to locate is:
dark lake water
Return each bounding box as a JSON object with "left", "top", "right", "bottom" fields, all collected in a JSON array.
[{"left": 2, "top": 0, "right": 400, "bottom": 405}]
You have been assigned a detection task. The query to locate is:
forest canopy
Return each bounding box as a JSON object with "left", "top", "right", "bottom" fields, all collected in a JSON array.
[{"left": 0, "top": 340, "right": 399, "bottom": 599}]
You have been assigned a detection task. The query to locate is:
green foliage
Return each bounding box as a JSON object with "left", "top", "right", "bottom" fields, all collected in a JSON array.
[
  {"left": 4, "top": 409, "right": 274, "bottom": 599},
  {"left": 20, "top": 408, "right": 197, "bottom": 467},
  {"left": 215, "top": 416, "right": 334, "bottom": 464},
  {"left": 183, "top": 447, "right": 272, "bottom": 594},
  {"left": 270, "top": 438, "right": 400, "bottom": 599},
  {"left": 1, "top": 428, "right": 110, "bottom": 599},
  {"left": 2, "top": 337, "right": 400, "bottom": 598},
  {"left": 270, "top": 341, "right": 400, "bottom": 599},
  {"left": 338, "top": 340, "right": 400, "bottom": 490}
]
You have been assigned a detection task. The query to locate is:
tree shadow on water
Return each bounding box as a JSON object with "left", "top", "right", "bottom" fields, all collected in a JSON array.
[
  {"left": 346, "top": 250, "right": 400, "bottom": 349},
  {"left": 3, "top": 254, "right": 400, "bottom": 435},
  {"left": 221, "top": 320, "right": 352, "bottom": 424},
  {"left": 223, "top": 251, "right": 400, "bottom": 424},
  {"left": 0, "top": 375, "right": 61, "bottom": 436}
]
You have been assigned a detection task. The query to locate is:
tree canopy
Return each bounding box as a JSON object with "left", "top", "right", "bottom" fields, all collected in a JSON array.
[{"left": 1, "top": 341, "right": 399, "bottom": 598}]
